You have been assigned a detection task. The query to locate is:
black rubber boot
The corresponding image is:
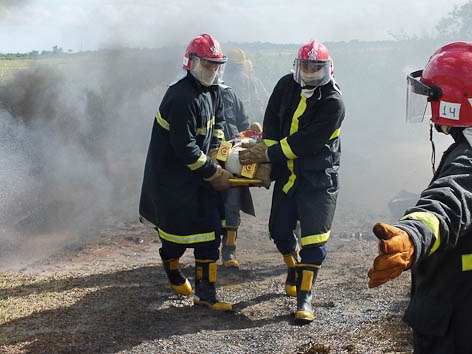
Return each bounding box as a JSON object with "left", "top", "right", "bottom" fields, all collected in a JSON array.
[
  {"left": 159, "top": 248, "right": 192, "bottom": 296},
  {"left": 295, "top": 264, "right": 319, "bottom": 324},
  {"left": 221, "top": 227, "right": 240, "bottom": 268},
  {"left": 194, "top": 259, "right": 232, "bottom": 311},
  {"left": 282, "top": 251, "right": 299, "bottom": 297}
]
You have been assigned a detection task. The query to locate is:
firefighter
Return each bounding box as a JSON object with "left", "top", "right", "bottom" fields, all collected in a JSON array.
[
  {"left": 219, "top": 83, "right": 262, "bottom": 268},
  {"left": 239, "top": 40, "right": 345, "bottom": 323},
  {"left": 368, "top": 41, "right": 472, "bottom": 353},
  {"left": 139, "top": 33, "right": 233, "bottom": 311},
  {"left": 224, "top": 47, "right": 269, "bottom": 123}
]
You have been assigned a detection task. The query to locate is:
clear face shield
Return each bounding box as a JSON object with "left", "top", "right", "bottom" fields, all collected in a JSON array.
[
  {"left": 190, "top": 56, "right": 226, "bottom": 87},
  {"left": 406, "top": 70, "right": 441, "bottom": 123},
  {"left": 292, "top": 59, "right": 331, "bottom": 88}
]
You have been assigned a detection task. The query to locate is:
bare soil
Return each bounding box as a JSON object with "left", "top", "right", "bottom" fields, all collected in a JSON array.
[{"left": 0, "top": 189, "right": 413, "bottom": 354}]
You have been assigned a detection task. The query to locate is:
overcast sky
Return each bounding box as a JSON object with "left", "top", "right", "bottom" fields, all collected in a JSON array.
[{"left": 0, "top": 0, "right": 468, "bottom": 53}]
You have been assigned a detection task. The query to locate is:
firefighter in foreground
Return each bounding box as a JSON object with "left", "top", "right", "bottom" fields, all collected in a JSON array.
[
  {"left": 219, "top": 82, "right": 262, "bottom": 268},
  {"left": 368, "top": 41, "right": 472, "bottom": 353},
  {"left": 139, "top": 33, "right": 233, "bottom": 311},
  {"left": 239, "top": 39, "right": 345, "bottom": 323}
]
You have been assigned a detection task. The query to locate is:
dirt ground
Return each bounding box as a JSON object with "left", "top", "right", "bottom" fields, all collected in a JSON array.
[{"left": 0, "top": 188, "right": 413, "bottom": 354}]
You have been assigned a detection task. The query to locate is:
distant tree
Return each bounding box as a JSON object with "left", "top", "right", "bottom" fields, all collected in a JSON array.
[{"left": 435, "top": 1, "right": 472, "bottom": 40}]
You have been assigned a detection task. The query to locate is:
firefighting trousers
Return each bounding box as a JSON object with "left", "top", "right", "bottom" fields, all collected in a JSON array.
[
  {"left": 159, "top": 237, "right": 221, "bottom": 261},
  {"left": 224, "top": 187, "right": 242, "bottom": 228},
  {"left": 268, "top": 178, "right": 338, "bottom": 265},
  {"left": 158, "top": 200, "right": 224, "bottom": 261}
]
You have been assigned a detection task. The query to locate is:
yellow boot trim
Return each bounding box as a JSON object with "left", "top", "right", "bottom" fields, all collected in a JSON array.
[
  {"left": 295, "top": 310, "right": 315, "bottom": 322},
  {"left": 283, "top": 254, "right": 297, "bottom": 297},
  {"left": 171, "top": 279, "right": 193, "bottom": 296},
  {"left": 194, "top": 298, "right": 233, "bottom": 311},
  {"left": 208, "top": 262, "right": 217, "bottom": 283},
  {"left": 223, "top": 259, "right": 240, "bottom": 268},
  {"left": 283, "top": 254, "right": 296, "bottom": 267},
  {"left": 300, "top": 270, "right": 314, "bottom": 292},
  {"left": 285, "top": 284, "right": 297, "bottom": 297},
  {"left": 225, "top": 230, "right": 237, "bottom": 246}
]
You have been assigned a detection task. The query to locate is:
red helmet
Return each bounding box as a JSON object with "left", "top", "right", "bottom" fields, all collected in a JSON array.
[
  {"left": 293, "top": 40, "right": 331, "bottom": 88},
  {"left": 183, "top": 33, "right": 227, "bottom": 70},
  {"left": 406, "top": 41, "right": 472, "bottom": 127}
]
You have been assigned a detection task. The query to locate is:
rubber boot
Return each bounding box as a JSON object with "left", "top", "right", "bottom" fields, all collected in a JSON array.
[
  {"left": 159, "top": 248, "right": 192, "bottom": 296},
  {"left": 221, "top": 227, "right": 240, "bottom": 268},
  {"left": 194, "top": 259, "right": 232, "bottom": 311},
  {"left": 282, "top": 251, "right": 299, "bottom": 297},
  {"left": 295, "top": 264, "right": 319, "bottom": 324}
]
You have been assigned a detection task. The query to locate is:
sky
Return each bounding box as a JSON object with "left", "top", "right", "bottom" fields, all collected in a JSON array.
[{"left": 0, "top": 0, "right": 469, "bottom": 53}]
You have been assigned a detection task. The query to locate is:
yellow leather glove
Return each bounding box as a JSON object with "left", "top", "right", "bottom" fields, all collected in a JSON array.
[
  {"left": 368, "top": 222, "right": 415, "bottom": 288},
  {"left": 239, "top": 139, "right": 269, "bottom": 164},
  {"left": 254, "top": 163, "right": 271, "bottom": 189},
  {"left": 204, "top": 165, "right": 232, "bottom": 191}
]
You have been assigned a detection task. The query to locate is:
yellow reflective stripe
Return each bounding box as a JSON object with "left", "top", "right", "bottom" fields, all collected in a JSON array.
[
  {"left": 156, "top": 110, "right": 170, "bottom": 131},
  {"left": 187, "top": 151, "right": 207, "bottom": 171},
  {"left": 280, "top": 137, "right": 298, "bottom": 159},
  {"left": 300, "top": 230, "right": 331, "bottom": 247},
  {"left": 213, "top": 129, "right": 224, "bottom": 139},
  {"left": 291, "top": 93, "right": 306, "bottom": 134},
  {"left": 282, "top": 160, "right": 296, "bottom": 193},
  {"left": 196, "top": 127, "right": 207, "bottom": 136},
  {"left": 281, "top": 93, "right": 306, "bottom": 193},
  {"left": 264, "top": 139, "right": 278, "bottom": 147},
  {"left": 462, "top": 254, "right": 472, "bottom": 271},
  {"left": 329, "top": 128, "right": 340, "bottom": 140},
  {"left": 158, "top": 228, "right": 215, "bottom": 244},
  {"left": 401, "top": 212, "right": 441, "bottom": 255}
]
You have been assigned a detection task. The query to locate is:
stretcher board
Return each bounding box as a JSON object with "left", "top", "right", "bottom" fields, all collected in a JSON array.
[{"left": 229, "top": 178, "right": 263, "bottom": 187}]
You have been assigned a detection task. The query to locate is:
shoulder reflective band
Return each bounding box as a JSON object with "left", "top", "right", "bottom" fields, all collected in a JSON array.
[
  {"left": 401, "top": 211, "right": 440, "bottom": 255},
  {"left": 156, "top": 110, "right": 170, "bottom": 131}
]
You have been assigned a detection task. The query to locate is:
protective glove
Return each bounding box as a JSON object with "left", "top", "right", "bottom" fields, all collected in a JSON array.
[
  {"left": 204, "top": 165, "right": 232, "bottom": 191},
  {"left": 208, "top": 148, "right": 219, "bottom": 164},
  {"left": 249, "top": 122, "right": 262, "bottom": 133},
  {"left": 254, "top": 163, "right": 271, "bottom": 189},
  {"left": 239, "top": 139, "right": 269, "bottom": 164},
  {"left": 368, "top": 222, "right": 415, "bottom": 288}
]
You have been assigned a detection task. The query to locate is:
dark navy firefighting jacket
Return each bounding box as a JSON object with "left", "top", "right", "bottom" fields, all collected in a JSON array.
[
  {"left": 263, "top": 74, "right": 345, "bottom": 196},
  {"left": 139, "top": 71, "right": 225, "bottom": 245},
  {"left": 394, "top": 133, "right": 472, "bottom": 347}
]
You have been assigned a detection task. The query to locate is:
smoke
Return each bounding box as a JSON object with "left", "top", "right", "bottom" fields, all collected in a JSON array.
[{"left": 0, "top": 48, "right": 182, "bottom": 267}]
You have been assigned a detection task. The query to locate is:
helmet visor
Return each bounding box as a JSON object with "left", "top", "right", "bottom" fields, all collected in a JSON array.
[
  {"left": 406, "top": 70, "right": 434, "bottom": 123},
  {"left": 293, "top": 59, "right": 330, "bottom": 88},
  {"left": 191, "top": 57, "right": 226, "bottom": 86}
]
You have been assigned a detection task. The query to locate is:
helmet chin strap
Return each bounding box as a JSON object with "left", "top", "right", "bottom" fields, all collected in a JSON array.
[{"left": 429, "top": 122, "right": 436, "bottom": 175}]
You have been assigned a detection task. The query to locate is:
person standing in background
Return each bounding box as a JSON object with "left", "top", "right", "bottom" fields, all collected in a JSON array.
[
  {"left": 219, "top": 82, "right": 262, "bottom": 268},
  {"left": 224, "top": 48, "right": 269, "bottom": 124}
]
